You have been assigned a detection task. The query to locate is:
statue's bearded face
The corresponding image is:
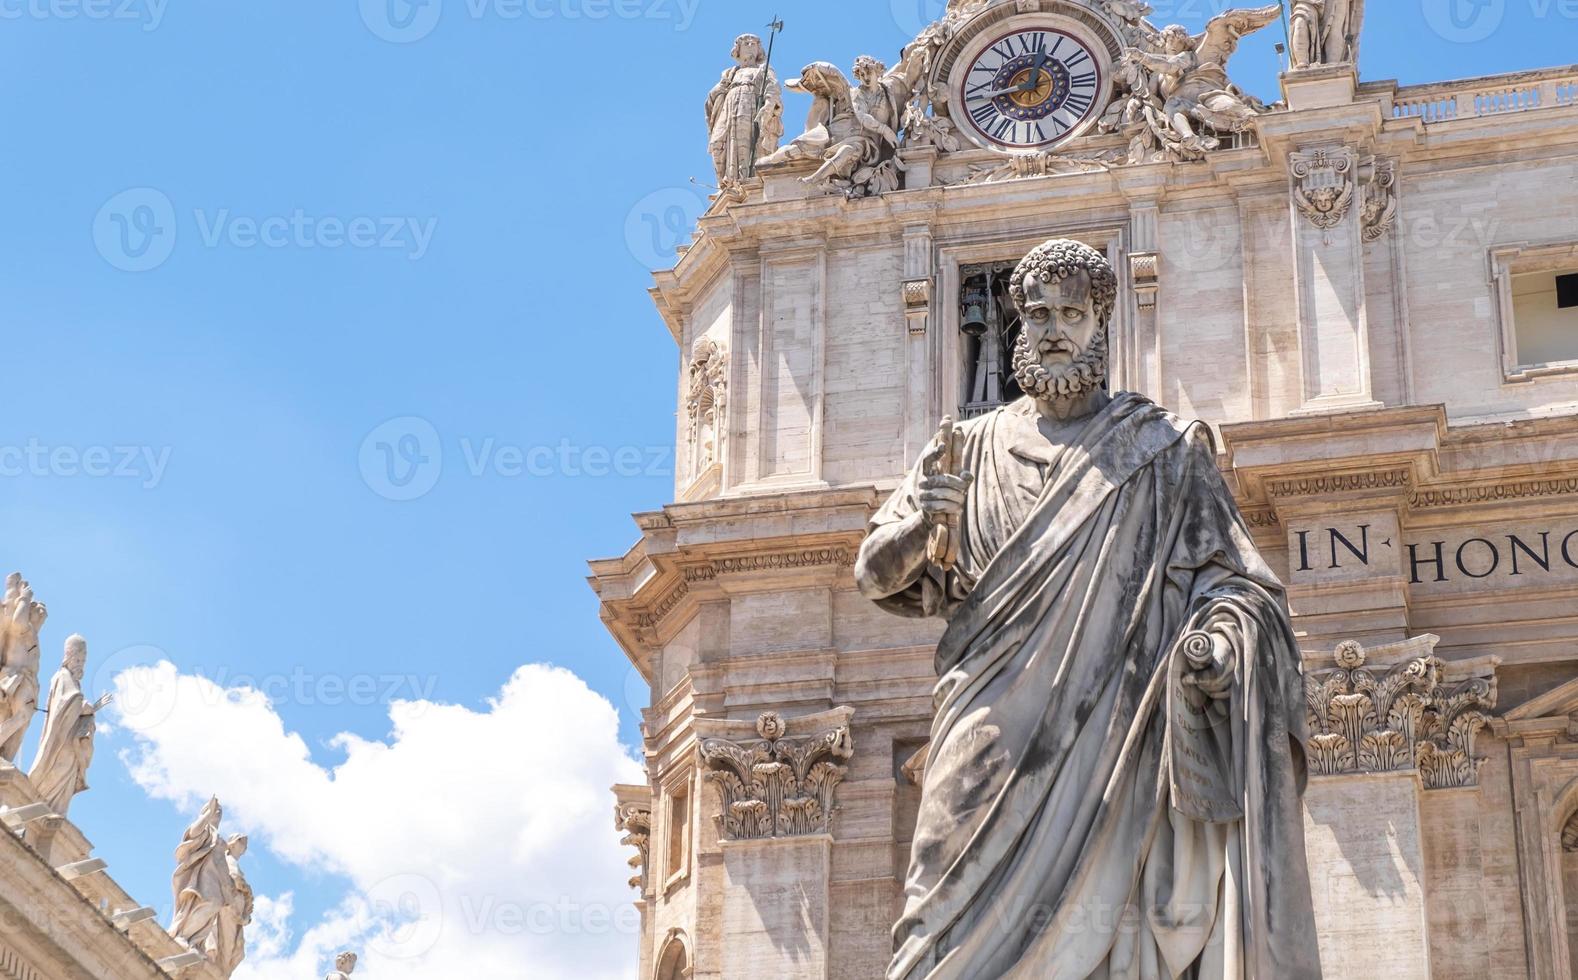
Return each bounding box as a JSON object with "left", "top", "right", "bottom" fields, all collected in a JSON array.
[
  {"left": 1013, "top": 269, "right": 1108, "bottom": 400},
  {"left": 734, "top": 36, "right": 763, "bottom": 66}
]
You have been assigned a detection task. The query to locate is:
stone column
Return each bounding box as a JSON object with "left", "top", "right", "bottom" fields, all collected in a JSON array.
[
  {"left": 1304, "top": 771, "right": 1433, "bottom": 980},
  {"left": 697, "top": 707, "right": 854, "bottom": 980},
  {"left": 1301, "top": 637, "right": 1499, "bottom": 979}
]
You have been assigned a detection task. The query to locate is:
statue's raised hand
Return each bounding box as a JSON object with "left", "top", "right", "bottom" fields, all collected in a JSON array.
[
  {"left": 918, "top": 423, "right": 972, "bottom": 525},
  {"left": 920, "top": 419, "right": 973, "bottom": 571}
]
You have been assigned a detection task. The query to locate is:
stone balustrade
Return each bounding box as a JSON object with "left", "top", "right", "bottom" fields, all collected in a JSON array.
[{"left": 1388, "top": 67, "right": 1578, "bottom": 123}]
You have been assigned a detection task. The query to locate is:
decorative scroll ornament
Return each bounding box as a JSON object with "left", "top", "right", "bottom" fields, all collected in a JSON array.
[
  {"left": 698, "top": 708, "right": 854, "bottom": 840},
  {"left": 686, "top": 338, "right": 727, "bottom": 479},
  {"left": 1360, "top": 157, "right": 1399, "bottom": 243},
  {"left": 1291, "top": 146, "right": 1358, "bottom": 231},
  {"left": 1304, "top": 640, "right": 1497, "bottom": 789},
  {"left": 614, "top": 800, "right": 652, "bottom": 892}
]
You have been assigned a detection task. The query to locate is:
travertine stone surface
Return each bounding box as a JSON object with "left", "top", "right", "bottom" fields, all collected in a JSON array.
[
  {"left": 720, "top": 836, "right": 831, "bottom": 980},
  {"left": 1303, "top": 772, "right": 1432, "bottom": 980}
]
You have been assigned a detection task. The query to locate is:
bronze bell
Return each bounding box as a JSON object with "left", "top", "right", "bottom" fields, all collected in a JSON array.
[{"left": 962, "top": 300, "right": 988, "bottom": 337}]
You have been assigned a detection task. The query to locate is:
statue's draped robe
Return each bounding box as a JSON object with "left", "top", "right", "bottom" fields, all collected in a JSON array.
[
  {"left": 28, "top": 667, "right": 93, "bottom": 815},
  {"left": 172, "top": 819, "right": 246, "bottom": 972},
  {"left": 875, "top": 394, "right": 1320, "bottom": 980},
  {"left": 707, "top": 64, "right": 780, "bottom": 182}
]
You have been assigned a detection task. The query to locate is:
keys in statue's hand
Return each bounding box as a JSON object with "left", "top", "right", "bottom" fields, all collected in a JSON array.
[
  {"left": 920, "top": 418, "right": 974, "bottom": 572},
  {"left": 918, "top": 423, "right": 974, "bottom": 527}
]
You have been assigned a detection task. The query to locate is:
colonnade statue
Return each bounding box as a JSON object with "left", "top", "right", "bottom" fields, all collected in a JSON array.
[{"left": 856, "top": 239, "right": 1322, "bottom": 979}]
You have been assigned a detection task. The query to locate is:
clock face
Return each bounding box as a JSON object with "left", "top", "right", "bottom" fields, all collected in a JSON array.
[{"left": 956, "top": 28, "right": 1104, "bottom": 152}]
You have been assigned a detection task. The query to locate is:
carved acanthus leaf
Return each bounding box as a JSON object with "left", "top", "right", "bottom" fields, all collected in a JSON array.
[
  {"left": 1304, "top": 640, "right": 1496, "bottom": 789},
  {"left": 699, "top": 709, "right": 854, "bottom": 841}
]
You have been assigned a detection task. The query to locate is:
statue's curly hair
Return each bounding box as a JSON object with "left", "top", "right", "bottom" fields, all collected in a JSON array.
[{"left": 1009, "top": 239, "right": 1119, "bottom": 326}]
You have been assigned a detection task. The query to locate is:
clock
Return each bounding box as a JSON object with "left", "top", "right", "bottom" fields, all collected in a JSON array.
[{"left": 951, "top": 25, "right": 1108, "bottom": 153}]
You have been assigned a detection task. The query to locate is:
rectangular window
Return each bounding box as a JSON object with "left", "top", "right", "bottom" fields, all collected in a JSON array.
[
  {"left": 1492, "top": 243, "right": 1578, "bottom": 380},
  {"left": 1512, "top": 269, "right": 1578, "bottom": 367},
  {"left": 664, "top": 776, "right": 691, "bottom": 889}
]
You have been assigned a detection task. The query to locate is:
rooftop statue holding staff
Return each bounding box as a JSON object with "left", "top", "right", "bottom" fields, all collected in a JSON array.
[
  {"left": 705, "top": 33, "right": 784, "bottom": 189},
  {"left": 857, "top": 239, "right": 1321, "bottom": 979}
]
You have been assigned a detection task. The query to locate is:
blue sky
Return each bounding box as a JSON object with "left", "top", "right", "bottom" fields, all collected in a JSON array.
[{"left": 0, "top": 0, "right": 1572, "bottom": 975}]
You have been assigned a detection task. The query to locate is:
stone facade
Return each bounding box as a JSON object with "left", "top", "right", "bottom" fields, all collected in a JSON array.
[{"left": 592, "top": 2, "right": 1578, "bottom": 976}]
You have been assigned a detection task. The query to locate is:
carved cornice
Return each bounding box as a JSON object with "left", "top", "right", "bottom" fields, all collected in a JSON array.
[
  {"left": 1241, "top": 507, "right": 1281, "bottom": 530},
  {"left": 1411, "top": 478, "right": 1578, "bottom": 510},
  {"left": 700, "top": 548, "right": 853, "bottom": 579},
  {"left": 1267, "top": 469, "right": 1413, "bottom": 498},
  {"left": 1304, "top": 638, "right": 1498, "bottom": 789},
  {"left": 698, "top": 708, "right": 854, "bottom": 841}
]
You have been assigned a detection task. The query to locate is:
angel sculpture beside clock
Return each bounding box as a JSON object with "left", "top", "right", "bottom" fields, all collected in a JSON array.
[{"left": 715, "top": 0, "right": 1303, "bottom": 196}]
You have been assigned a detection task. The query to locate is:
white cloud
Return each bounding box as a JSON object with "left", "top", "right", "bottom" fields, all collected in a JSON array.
[{"left": 112, "top": 662, "right": 645, "bottom": 980}]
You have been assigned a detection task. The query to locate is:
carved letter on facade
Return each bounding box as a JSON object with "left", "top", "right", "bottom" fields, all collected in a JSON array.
[
  {"left": 1304, "top": 639, "right": 1497, "bottom": 789},
  {"left": 697, "top": 707, "right": 854, "bottom": 840}
]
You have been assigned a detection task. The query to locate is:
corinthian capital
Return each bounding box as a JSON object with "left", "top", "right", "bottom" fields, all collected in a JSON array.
[{"left": 696, "top": 706, "right": 855, "bottom": 841}]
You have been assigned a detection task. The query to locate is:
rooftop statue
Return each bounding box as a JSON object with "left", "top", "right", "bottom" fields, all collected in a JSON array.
[
  {"left": 705, "top": 33, "right": 783, "bottom": 189},
  {"left": 0, "top": 573, "right": 46, "bottom": 763},
  {"left": 170, "top": 797, "right": 253, "bottom": 977},
  {"left": 857, "top": 240, "right": 1322, "bottom": 979},
  {"left": 28, "top": 634, "right": 110, "bottom": 817},
  {"left": 1118, "top": 6, "right": 1283, "bottom": 159},
  {"left": 326, "top": 950, "right": 358, "bottom": 979},
  {"left": 759, "top": 53, "right": 926, "bottom": 199},
  {"left": 1290, "top": 0, "right": 1363, "bottom": 70}
]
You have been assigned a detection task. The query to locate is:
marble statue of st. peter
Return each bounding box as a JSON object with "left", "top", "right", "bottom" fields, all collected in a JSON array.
[{"left": 856, "top": 240, "right": 1321, "bottom": 979}]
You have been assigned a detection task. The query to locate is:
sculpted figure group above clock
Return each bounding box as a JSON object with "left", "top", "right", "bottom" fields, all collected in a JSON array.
[{"left": 705, "top": 0, "right": 1362, "bottom": 198}]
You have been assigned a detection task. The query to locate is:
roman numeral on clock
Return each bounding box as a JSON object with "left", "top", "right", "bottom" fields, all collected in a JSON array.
[{"left": 1013, "top": 32, "right": 1048, "bottom": 55}]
